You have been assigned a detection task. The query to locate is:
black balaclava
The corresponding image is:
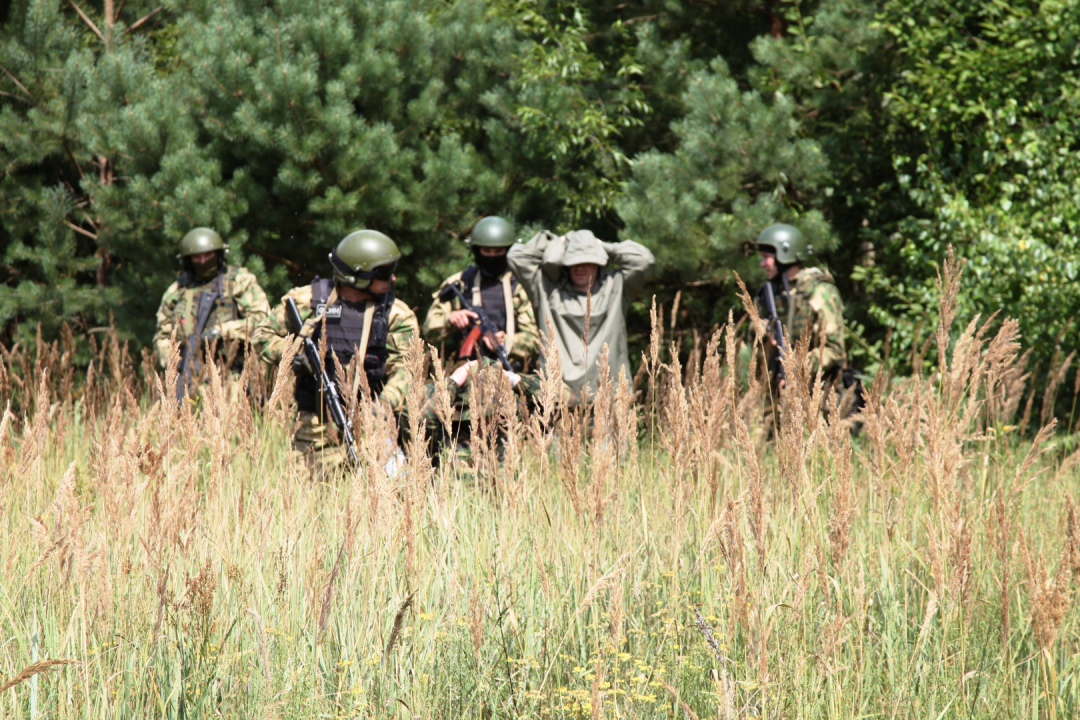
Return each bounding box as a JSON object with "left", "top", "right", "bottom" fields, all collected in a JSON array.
[
  {"left": 365, "top": 289, "right": 389, "bottom": 305},
  {"left": 473, "top": 247, "right": 509, "bottom": 278},
  {"left": 188, "top": 251, "right": 222, "bottom": 282}
]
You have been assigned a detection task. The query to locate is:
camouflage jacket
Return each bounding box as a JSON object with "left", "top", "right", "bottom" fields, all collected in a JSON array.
[
  {"left": 154, "top": 265, "right": 270, "bottom": 368},
  {"left": 252, "top": 283, "right": 420, "bottom": 413},
  {"left": 754, "top": 266, "right": 846, "bottom": 380},
  {"left": 422, "top": 267, "right": 540, "bottom": 370}
]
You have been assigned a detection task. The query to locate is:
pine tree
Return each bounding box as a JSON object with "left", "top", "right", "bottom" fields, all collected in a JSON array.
[
  {"left": 617, "top": 56, "right": 832, "bottom": 331},
  {"left": 0, "top": 0, "right": 239, "bottom": 346}
]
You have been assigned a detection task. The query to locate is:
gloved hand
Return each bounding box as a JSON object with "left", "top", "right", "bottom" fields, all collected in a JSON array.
[
  {"left": 202, "top": 326, "right": 221, "bottom": 343},
  {"left": 292, "top": 353, "right": 314, "bottom": 376}
]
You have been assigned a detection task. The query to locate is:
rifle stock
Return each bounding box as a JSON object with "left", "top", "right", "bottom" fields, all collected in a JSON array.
[
  {"left": 439, "top": 281, "right": 513, "bottom": 372},
  {"left": 285, "top": 297, "right": 359, "bottom": 466}
]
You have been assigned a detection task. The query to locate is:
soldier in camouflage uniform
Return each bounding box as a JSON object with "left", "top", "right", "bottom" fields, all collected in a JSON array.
[
  {"left": 423, "top": 216, "right": 540, "bottom": 370},
  {"left": 752, "top": 223, "right": 857, "bottom": 432},
  {"left": 154, "top": 228, "right": 270, "bottom": 392},
  {"left": 253, "top": 230, "right": 420, "bottom": 471},
  {"left": 421, "top": 217, "right": 541, "bottom": 461}
]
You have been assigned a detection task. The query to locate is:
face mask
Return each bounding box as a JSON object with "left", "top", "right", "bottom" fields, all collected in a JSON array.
[
  {"left": 474, "top": 248, "right": 508, "bottom": 278},
  {"left": 365, "top": 285, "right": 391, "bottom": 304},
  {"left": 191, "top": 255, "right": 219, "bottom": 281}
]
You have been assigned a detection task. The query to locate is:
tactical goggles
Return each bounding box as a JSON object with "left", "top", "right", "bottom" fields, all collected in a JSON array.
[{"left": 329, "top": 250, "right": 397, "bottom": 285}]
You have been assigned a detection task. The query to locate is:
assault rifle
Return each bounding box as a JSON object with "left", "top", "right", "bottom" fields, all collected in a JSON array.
[
  {"left": 176, "top": 280, "right": 222, "bottom": 401},
  {"left": 438, "top": 280, "right": 513, "bottom": 372},
  {"left": 762, "top": 281, "right": 786, "bottom": 384},
  {"left": 285, "top": 297, "right": 359, "bottom": 467}
]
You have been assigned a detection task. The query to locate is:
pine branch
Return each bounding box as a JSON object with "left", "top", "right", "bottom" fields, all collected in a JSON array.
[
  {"left": 122, "top": 7, "right": 164, "bottom": 38},
  {"left": 0, "top": 62, "right": 36, "bottom": 105},
  {"left": 66, "top": 222, "right": 98, "bottom": 240},
  {"left": 67, "top": 0, "right": 107, "bottom": 44},
  {"left": 0, "top": 91, "right": 34, "bottom": 105}
]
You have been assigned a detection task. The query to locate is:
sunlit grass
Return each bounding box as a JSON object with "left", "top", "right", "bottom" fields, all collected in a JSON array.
[{"left": 1, "top": 257, "right": 1079, "bottom": 718}]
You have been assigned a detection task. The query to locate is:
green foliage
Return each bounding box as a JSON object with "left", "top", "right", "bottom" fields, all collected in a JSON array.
[
  {"left": 0, "top": 185, "right": 117, "bottom": 346},
  {"left": 3, "top": 0, "right": 1080, "bottom": 412},
  {"left": 495, "top": 1, "right": 649, "bottom": 223},
  {"left": 617, "top": 55, "right": 833, "bottom": 332},
  {"left": 865, "top": 0, "right": 1080, "bottom": 371}
]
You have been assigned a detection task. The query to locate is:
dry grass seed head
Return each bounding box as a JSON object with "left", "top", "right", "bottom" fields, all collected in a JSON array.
[
  {"left": 468, "top": 581, "right": 484, "bottom": 658},
  {"left": 427, "top": 346, "right": 454, "bottom": 435},
  {"left": 1041, "top": 349, "right": 1075, "bottom": 426},
  {"left": 733, "top": 413, "right": 767, "bottom": 570},
  {"left": 0, "top": 659, "right": 77, "bottom": 694},
  {"left": 827, "top": 413, "right": 855, "bottom": 569},
  {"left": 1020, "top": 530, "right": 1073, "bottom": 653}
]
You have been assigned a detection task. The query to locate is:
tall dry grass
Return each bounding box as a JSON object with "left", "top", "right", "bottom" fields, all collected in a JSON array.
[{"left": 1, "top": 255, "right": 1079, "bottom": 718}]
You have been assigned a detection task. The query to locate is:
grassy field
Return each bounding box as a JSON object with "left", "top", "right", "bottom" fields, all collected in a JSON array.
[{"left": 1, "top": 268, "right": 1079, "bottom": 719}]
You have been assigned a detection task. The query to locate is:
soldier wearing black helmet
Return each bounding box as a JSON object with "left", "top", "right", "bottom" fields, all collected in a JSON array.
[
  {"left": 154, "top": 227, "right": 270, "bottom": 371},
  {"left": 253, "top": 230, "right": 420, "bottom": 466}
]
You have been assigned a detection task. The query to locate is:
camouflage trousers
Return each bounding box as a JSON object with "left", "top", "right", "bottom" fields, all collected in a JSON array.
[
  {"left": 290, "top": 411, "right": 407, "bottom": 481},
  {"left": 291, "top": 411, "right": 352, "bottom": 479},
  {"left": 411, "top": 371, "right": 542, "bottom": 467}
]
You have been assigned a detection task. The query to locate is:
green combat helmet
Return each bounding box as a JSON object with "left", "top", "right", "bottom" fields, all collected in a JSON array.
[
  {"left": 757, "top": 224, "right": 812, "bottom": 265},
  {"left": 330, "top": 230, "right": 402, "bottom": 290},
  {"left": 466, "top": 216, "right": 516, "bottom": 248},
  {"left": 178, "top": 227, "right": 227, "bottom": 258}
]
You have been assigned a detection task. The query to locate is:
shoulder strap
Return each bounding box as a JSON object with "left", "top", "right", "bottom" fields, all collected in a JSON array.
[
  {"left": 460, "top": 265, "right": 482, "bottom": 306},
  {"left": 502, "top": 272, "right": 516, "bottom": 352},
  {"left": 461, "top": 265, "right": 479, "bottom": 291}
]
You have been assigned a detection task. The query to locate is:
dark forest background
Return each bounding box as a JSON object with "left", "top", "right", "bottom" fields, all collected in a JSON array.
[{"left": 2, "top": 0, "right": 1079, "bottom": 417}]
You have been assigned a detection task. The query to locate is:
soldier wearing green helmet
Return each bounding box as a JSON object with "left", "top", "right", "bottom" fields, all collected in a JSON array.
[
  {"left": 154, "top": 227, "right": 270, "bottom": 375},
  {"left": 753, "top": 223, "right": 859, "bottom": 432},
  {"left": 420, "top": 216, "right": 541, "bottom": 463},
  {"left": 253, "top": 230, "right": 420, "bottom": 470},
  {"left": 424, "top": 217, "right": 539, "bottom": 370}
]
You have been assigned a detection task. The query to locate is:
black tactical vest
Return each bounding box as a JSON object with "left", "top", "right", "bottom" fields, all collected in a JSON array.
[
  {"left": 294, "top": 278, "right": 393, "bottom": 413},
  {"left": 460, "top": 266, "right": 512, "bottom": 361}
]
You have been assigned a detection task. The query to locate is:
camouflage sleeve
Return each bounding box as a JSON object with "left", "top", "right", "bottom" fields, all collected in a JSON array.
[
  {"left": 379, "top": 300, "right": 421, "bottom": 413},
  {"left": 154, "top": 281, "right": 183, "bottom": 369},
  {"left": 252, "top": 285, "right": 314, "bottom": 365},
  {"left": 807, "top": 282, "right": 845, "bottom": 377},
  {"left": 216, "top": 268, "right": 271, "bottom": 343},
  {"left": 509, "top": 281, "right": 540, "bottom": 366}
]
